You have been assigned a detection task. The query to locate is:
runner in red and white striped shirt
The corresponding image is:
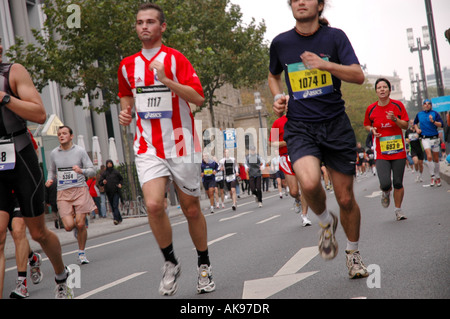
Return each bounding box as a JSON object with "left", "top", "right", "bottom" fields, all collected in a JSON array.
[
  {"left": 118, "top": 46, "right": 202, "bottom": 159},
  {"left": 118, "top": 3, "right": 215, "bottom": 297}
]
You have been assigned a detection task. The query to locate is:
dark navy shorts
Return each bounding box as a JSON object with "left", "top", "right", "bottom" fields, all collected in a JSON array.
[{"left": 284, "top": 112, "right": 357, "bottom": 176}]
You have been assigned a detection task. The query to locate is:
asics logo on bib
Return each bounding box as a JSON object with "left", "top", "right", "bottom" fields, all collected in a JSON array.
[
  {"left": 303, "top": 88, "right": 323, "bottom": 99},
  {"left": 144, "top": 112, "right": 162, "bottom": 119}
]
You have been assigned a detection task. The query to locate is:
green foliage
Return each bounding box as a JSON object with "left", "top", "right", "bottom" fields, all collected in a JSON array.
[{"left": 342, "top": 81, "right": 378, "bottom": 146}]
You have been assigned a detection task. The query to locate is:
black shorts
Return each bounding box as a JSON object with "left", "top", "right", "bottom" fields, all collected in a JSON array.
[
  {"left": 215, "top": 180, "right": 224, "bottom": 189},
  {"left": 410, "top": 141, "right": 424, "bottom": 160},
  {"left": 203, "top": 178, "right": 216, "bottom": 190},
  {"left": 274, "top": 170, "right": 285, "bottom": 179},
  {"left": 284, "top": 113, "right": 357, "bottom": 176},
  {"left": 0, "top": 142, "right": 45, "bottom": 218}
]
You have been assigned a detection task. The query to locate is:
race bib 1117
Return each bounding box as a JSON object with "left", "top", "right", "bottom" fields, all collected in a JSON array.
[{"left": 135, "top": 85, "right": 173, "bottom": 119}]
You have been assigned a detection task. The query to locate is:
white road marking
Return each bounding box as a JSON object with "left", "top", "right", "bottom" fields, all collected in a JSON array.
[
  {"left": 219, "top": 211, "right": 253, "bottom": 222},
  {"left": 75, "top": 272, "right": 147, "bottom": 299},
  {"left": 256, "top": 215, "right": 280, "bottom": 224},
  {"left": 242, "top": 246, "right": 319, "bottom": 299}
]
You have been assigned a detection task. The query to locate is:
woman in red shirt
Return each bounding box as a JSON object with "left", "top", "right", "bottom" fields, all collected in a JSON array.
[{"left": 364, "top": 78, "right": 409, "bottom": 221}]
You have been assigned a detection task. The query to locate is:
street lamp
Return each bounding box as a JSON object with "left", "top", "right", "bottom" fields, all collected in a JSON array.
[
  {"left": 407, "top": 26, "right": 430, "bottom": 100},
  {"left": 409, "top": 66, "right": 422, "bottom": 110},
  {"left": 254, "top": 92, "right": 266, "bottom": 158}
]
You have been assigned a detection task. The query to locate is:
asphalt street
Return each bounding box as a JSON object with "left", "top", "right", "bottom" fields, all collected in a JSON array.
[{"left": 3, "top": 166, "right": 449, "bottom": 303}]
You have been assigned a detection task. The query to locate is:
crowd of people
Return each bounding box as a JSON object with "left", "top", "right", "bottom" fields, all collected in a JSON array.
[{"left": 1, "top": 0, "right": 449, "bottom": 300}]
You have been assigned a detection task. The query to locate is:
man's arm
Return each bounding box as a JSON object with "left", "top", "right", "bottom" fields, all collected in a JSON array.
[
  {"left": 150, "top": 60, "right": 204, "bottom": 107},
  {"left": 300, "top": 51, "right": 365, "bottom": 85},
  {"left": 1, "top": 64, "right": 46, "bottom": 124},
  {"left": 119, "top": 96, "right": 134, "bottom": 126},
  {"left": 268, "top": 72, "right": 288, "bottom": 117}
]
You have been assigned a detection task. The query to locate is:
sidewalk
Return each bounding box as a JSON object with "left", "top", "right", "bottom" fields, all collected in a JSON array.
[{"left": 3, "top": 190, "right": 252, "bottom": 260}]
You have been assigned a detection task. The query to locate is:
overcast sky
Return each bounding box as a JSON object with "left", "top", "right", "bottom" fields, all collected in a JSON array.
[{"left": 230, "top": 0, "right": 450, "bottom": 100}]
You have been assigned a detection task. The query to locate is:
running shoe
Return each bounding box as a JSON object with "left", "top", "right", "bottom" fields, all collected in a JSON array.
[
  {"left": 197, "top": 264, "right": 216, "bottom": 294},
  {"left": 395, "top": 209, "right": 407, "bottom": 221},
  {"left": 436, "top": 178, "right": 441, "bottom": 187},
  {"left": 78, "top": 253, "right": 90, "bottom": 265},
  {"left": 345, "top": 250, "right": 369, "bottom": 279},
  {"left": 221, "top": 203, "right": 225, "bottom": 209},
  {"left": 430, "top": 176, "right": 435, "bottom": 187},
  {"left": 29, "top": 252, "right": 43, "bottom": 284},
  {"left": 10, "top": 279, "right": 29, "bottom": 299},
  {"left": 293, "top": 199, "right": 301, "bottom": 214},
  {"left": 258, "top": 202, "right": 262, "bottom": 208},
  {"left": 55, "top": 282, "right": 74, "bottom": 299},
  {"left": 381, "top": 191, "right": 390, "bottom": 208},
  {"left": 302, "top": 215, "right": 312, "bottom": 227},
  {"left": 232, "top": 204, "right": 236, "bottom": 211},
  {"left": 318, "top": 212, "right": 338, "bottom": 260},
  {"left": 159, "top": 261, "right": 181, "bottom": 296},
  {"left": 210, "top": 206, "right": 214, "bottom": 214},
  {"left": 279, "top": 193, "right": 283, "bottom": 199}
]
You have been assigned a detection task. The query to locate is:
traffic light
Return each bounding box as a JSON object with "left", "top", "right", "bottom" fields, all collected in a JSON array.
[{"left": 445, "top": 28, "right": 450, "bottom": 44}]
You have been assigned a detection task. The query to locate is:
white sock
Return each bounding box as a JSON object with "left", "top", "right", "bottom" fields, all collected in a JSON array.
[
  {"left": 434, "top": 162, "right": 440, "bottom": 178},
  {"left": 346, "top": 240, "right": 359, "bottom": 252},
  {"left": 317, "top": 209, "right": 332, "bottom": 226}
]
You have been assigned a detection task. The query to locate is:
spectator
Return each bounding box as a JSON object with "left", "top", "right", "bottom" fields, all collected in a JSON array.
[
  {"left": 96, "top": 165, "right": 107, "bottom": 218},
  {"left": 100, "top": 160, "right": 124, "bottom": 225},
  {"left": 86, "top": 177, "right": 100, "bottom": 219}
]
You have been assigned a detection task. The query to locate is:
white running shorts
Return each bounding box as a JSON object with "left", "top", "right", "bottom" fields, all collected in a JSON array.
[
  {"left": 421, "top": 137, "right": 440, "bottom": 152},
  {"left": 135, "top": 152, "right": 201, "bottom": 197}
]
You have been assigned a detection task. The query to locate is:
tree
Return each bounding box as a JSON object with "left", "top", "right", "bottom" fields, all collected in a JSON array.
[
  {"left": 6, "top": 0, "right": 269, "bottom": 125},
  {"left": 342, "top": 81, "right": 378, "bottom": 146},
  {"left": 160, "top": 0, "right": 269, "bottom": 126}
]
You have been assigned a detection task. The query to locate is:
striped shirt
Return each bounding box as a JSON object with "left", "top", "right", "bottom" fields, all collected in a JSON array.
[{"left": 118, "top": 45, "right": 203, "bottom": 159}]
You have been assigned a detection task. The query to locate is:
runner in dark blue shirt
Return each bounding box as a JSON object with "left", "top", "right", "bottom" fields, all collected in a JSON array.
[
  {"left": 201, "top": 154, "right": 218, "bottom": 213},
  {"left": 268, "top": 0, "right": 368, "bottom": 279}
]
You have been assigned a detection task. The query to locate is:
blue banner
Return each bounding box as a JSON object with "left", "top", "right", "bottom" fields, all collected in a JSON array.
[{"left": 431, "top": 95, "right": 450, "bottom": 112}]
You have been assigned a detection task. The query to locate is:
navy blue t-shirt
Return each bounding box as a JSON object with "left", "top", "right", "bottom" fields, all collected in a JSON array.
[
  {"left": 270, "top": 26, "right": 360, "bottom": 122},
  {"left": 201, "top": 160, "right": 218, "bottom": 182}
]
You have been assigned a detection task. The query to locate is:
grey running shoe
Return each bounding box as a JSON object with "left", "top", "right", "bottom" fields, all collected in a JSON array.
[
  {"left": 318, "top": 212, "right": 338, "bottom": 260},
  {"left": 29, "top": 252, "right": 43, "bottom": 285},
  {"left": 345, "top": 250, "right": 369, "bottom": 279},
  {"left": 197, "top": 264, "right": 216, "bottom": 294},
  {"left": 159, "top": 261, "right": 181, "bottom": 296},
  {"left": 381, "top": 191, "right": 390, "bottom": 208},
  {"left": 395, "top": 209, "right": 407, "bottom": 221}
]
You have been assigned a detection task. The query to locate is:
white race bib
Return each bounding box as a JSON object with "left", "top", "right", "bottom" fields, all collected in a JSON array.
[
  {"left": 0, "top": 139, "right": 16, "bottom": 171},
  {"left": 57, "top": 167, "right": 78, "bottom": 185},
  {"left": 135, "top": 85, "right": 173, "bottom": 119}
]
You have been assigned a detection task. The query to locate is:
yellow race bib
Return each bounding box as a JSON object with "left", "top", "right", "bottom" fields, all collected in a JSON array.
[
  {"left": 287, "top": 57, "right": 333, "bottom": 100},
  {"left": 380, "top": 135, "right": 404, "bottom": 155}
]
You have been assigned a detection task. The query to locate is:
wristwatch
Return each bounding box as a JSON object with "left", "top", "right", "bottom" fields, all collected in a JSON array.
[{"left": 0, "top": 94, "right": 11, "bottom": 107}]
